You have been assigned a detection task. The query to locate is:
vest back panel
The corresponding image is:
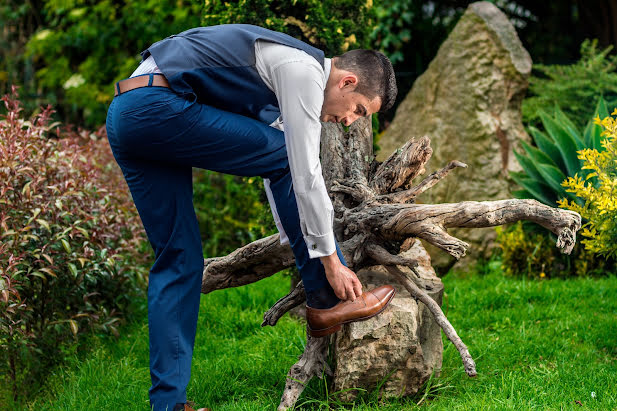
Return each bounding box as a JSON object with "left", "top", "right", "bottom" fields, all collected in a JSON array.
[{"left": 141, "top": 24, "right": 325, "bottom": 124}]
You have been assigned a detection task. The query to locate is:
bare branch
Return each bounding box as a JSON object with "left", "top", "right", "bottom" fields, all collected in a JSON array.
[
  {"left": 370, "top": 137, "right": 432, "bottom": 195},
  {"left": 364, "top": 199, "right": 582, "bottom": 255},
  {"left": 262, "top": 280, "right": 306, "bottom": 327},
  {"left": 415, "top": 224, "right": 470, "bottom": 259},
  {"left": 366, "top": 243, "right": 477, "bottom": 377},
  {"left": 330, "top": 179, "right": 375, "bottom": 203},
  {"left": 278, "top": 333, "right": 332, "bottom": 411},
  {"left": 201, "top": 234, "right": 294, "bottom": 294},
  {"left": 379, "top": 160, "right": 467, "bottom": 204}
]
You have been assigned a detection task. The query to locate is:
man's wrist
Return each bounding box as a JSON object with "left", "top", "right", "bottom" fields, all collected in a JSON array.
[{"left": 320, "top": 251, "right": 340, "bottom": 271}]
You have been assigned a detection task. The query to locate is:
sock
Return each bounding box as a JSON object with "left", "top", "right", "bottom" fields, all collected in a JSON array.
[{"left": 305, "top": 284, "right": 340, "bottom": 309}]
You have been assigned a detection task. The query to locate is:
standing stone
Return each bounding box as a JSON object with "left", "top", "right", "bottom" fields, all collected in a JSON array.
[
  {"left": 376, "top": 1, "right": 532, "bottom": 268},
  {"left": 331, "top": 239, "right": 443, "bottom": 400}
]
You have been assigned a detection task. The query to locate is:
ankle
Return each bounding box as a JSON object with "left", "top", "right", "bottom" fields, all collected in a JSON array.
[{"left": 306, "top": 285, "right": 340, "bottom": 309}]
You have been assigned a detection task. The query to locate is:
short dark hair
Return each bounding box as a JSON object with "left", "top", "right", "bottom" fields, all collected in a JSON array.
[{"left": 333, "top": 49, "right": 397, "bottom": 112}]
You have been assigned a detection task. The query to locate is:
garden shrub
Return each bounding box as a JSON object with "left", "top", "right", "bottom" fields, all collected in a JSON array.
[
  {"left": 558, "top": 112, "right": 617, "bottom": 259},
  {"left": 495, "top": 222, "right": 611, "bottom": 278},
  {"left": 500, "top": 102, "right": 616, "bottom": 278},
  {"left": 511, "top": 98, "right": 608, "bottom": 206},
  {"left": 193, "top": 171, "right": 277, "bottom": 258},
  {"left": 522, "top": 39, "right": 617, "bottom": 129},
  {"left": 0, "top": 87, "right": 148, "bottom": 403}
]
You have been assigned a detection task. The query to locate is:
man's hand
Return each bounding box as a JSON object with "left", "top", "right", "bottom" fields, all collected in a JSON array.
[{"left": 320, "top": 251, "right": 363, "bottom": 301}]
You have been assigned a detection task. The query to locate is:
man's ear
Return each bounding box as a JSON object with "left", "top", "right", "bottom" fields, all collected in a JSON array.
[{"left": 338, "top": 74, "right": 358, "bottom": 90}]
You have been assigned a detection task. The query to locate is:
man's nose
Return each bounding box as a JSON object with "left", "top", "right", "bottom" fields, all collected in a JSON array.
[{"left": 343, "top": 113, "right": 358, "bottom": 126}]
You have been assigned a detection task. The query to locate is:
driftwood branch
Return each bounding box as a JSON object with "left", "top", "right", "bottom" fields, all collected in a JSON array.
[
  {"left": 262, "top": 280, "right": 306, "bottom": 327},
  {"left": 378, "top": 160, "right": 468, "bottom": 204},
  {"left": 370, "top": 137, "right": 432, "bottom": 194},
  {"left": 201, "top": 234, "right": 294, "bottom": 294},
  {"left": 366, "top": 243, "right": 477, "bottom": 377},
  {"left": 331, "top": 179, "right": 375, "bottom": 203},
  {"left": 277, "top": 333, "right": 331, "bottom": 411},
  {"left": 355, "top": 199, "right": 582, "bottom": 258}
]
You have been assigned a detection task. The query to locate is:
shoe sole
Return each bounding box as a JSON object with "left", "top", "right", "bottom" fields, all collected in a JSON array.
[{"left": 307, "top": 289, "right": 396, "bottom": 337}]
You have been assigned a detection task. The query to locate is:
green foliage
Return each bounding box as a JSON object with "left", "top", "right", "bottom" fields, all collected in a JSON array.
[
  {"left": 203, "top": 0, "right": 375, "bottom": 56},
  {"left": 370, "top": 0, "right": 415, "bottom": 65},
  {"left": 192, "top": 171, "right": 277, "bottom": 257},
  {"left": 558, "top": 113, "right": 617, "bottom": 259},
  {"left": 0, "top": 1, "right": 41, "bottom": 98},
  {"left": 504, "top": 99, "right": 616, "bottom": 278},
  {"left": 495, "top": 222, "right": 612, "bottom": 278},
  {"left": 511, "top": 98, "right": 609, "bottom": 206},
  {"left": 0, "top": 87, "right": 148, "bottom": 402},
  {"left": 24, "top": 0, "right": 203, "bottom": 127},
  {"left": 522, "top": 39, "right": 617, "bottom": 129}
]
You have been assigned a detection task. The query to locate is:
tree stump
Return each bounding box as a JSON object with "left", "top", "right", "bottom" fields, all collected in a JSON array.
[
  {"left": 200, "top": 118, "right": 581, "bottom": 410},
  {"left": 331, "top": 239, "right": 444, "bottom": 401}
]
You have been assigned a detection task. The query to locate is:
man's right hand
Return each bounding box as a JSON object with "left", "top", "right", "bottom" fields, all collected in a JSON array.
[{"left": 320, "top": 251, "right": 363, "bottom": 301}]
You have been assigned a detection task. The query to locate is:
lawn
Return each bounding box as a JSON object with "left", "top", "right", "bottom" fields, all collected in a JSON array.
[{"left": 25, "top": 263, "right": 617, "bottom": 410}]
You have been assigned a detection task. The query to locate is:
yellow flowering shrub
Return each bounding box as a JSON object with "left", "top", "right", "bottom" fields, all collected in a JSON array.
[
  {"left": 558, "top": 111, "right": 617, "bottom": 258},
  {"left": 498, "top": 107, "right": 616, "bottom": 278}
]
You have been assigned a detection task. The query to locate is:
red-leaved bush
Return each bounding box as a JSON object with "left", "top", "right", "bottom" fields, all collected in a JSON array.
[{"left": 0, "top": 86, "right": 148, "bottom": 403}]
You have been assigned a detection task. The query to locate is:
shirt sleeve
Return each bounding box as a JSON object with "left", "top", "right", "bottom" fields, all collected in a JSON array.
[{"left": 269, "top": 60, "right": 336, "bottom": 259}]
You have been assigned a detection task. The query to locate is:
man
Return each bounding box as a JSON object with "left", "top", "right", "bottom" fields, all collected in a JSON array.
[{"left": 106, "top": 24, "right": 397, "bottom": 411}]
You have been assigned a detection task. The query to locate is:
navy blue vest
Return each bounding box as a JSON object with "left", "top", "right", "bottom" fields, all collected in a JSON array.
[{"left": 141, "top": 24, "right": 325, "bottom": 125}]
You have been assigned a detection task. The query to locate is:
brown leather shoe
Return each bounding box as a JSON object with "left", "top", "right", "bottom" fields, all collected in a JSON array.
[
  {"left": 305, "top": 285, "right": 396, "bottom": 337},
  {"left": 183, "top": 403, "right": 210, "bottom": 411}
]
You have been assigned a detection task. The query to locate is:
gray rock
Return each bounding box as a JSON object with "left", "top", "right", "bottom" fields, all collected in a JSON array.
[
  {"left": 376, "top": 1, "right": 532, "bottom": 269},
  {"left": 331, "top": 240, "right": 443, "bottom": 400}
]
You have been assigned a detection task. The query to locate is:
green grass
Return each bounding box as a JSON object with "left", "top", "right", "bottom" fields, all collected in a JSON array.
[{"left": 24, "top": 265, "right": 617, "bottom": 410}]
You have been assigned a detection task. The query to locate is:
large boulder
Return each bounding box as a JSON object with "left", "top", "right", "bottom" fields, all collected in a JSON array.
[
  {"left": 332, "top": 239, "right": 443, "bottom": 400},
  {"left": 377, "top": 1, "right": 532, "bottom": 268}
]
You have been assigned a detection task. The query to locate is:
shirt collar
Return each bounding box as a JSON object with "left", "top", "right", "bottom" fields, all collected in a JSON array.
[{"left": 324, "top": 57, "right": 331, "bottom": 84}]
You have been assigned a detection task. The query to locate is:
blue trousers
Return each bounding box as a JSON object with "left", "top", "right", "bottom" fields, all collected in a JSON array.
[{"left": 105, "top": 81, "right": 346, "bottom": 410}]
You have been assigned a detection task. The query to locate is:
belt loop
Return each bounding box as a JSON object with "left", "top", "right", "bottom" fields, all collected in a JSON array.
[
  {"left": 115, "top": 81, "right": 121, "bottom": 96},
  {"left": 147, "top": 73, "right": 154, "bottom": 87}
]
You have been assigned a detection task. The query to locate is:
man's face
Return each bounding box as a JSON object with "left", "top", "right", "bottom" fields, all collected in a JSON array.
[{"left": 321, "top": 75, "right": 381, "bottom": 126}]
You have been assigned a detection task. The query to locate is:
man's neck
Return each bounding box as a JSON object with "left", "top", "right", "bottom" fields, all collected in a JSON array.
[{"left": 324, "top": 58, "right": 332, "bottom": 83}]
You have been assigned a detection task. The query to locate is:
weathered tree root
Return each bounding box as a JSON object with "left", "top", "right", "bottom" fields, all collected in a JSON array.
[
  {"left": 262, "top": 280, "right": 306, "bottom": 327},
  {"left": 378, "top": 160, "right": 468, "bottom": 204},
  {"left": 201, "top": 234, "right": 294, "bottom": 294},
  {"left": 365, "top": 243, "right": 477, "bottom": 377},
  {"left": 277, "top": 333, "right": 331, "bottom": 411}
]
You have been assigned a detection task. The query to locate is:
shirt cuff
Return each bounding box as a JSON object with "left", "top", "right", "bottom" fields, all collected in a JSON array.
[{"left": 305, "top": 230, "right": 336, "bottom": 259}]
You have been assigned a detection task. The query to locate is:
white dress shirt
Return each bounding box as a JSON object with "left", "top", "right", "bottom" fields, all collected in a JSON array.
[{"left": 131, "top": 40, "right": 336, "bottom": 259}]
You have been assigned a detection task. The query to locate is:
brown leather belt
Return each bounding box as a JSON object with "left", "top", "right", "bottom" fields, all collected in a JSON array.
[{"left": 114, "top": 73, "right": 170, "bottom": 96}]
